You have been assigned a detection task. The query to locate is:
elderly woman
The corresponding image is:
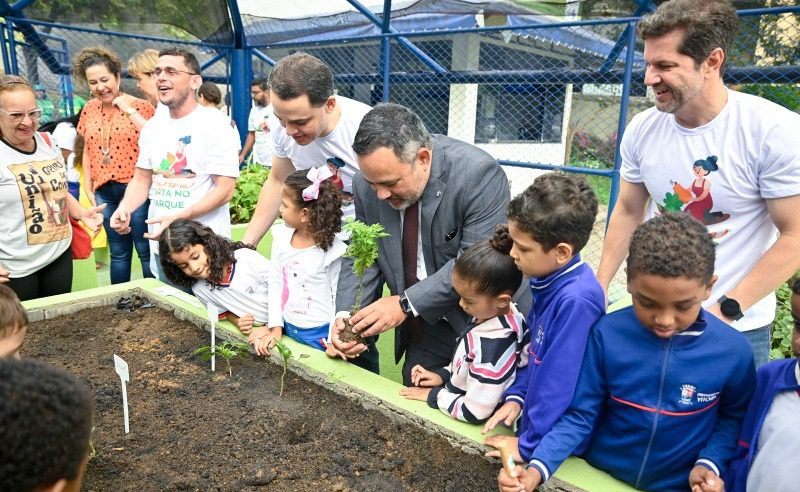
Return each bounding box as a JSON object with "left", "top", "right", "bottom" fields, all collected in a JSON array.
[
  {"left": 74, "top": 47, "right": 155, "bottom": 284},
  {"left": 0, "top": 75, "right": 103, "bottom": 300}
]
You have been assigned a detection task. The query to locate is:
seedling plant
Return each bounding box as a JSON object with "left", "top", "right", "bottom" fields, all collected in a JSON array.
[
  {"left": 273, "top": 339, "right": 292, "bottom": 397},
  {"left": 339, "top": 220, "right": 389, "bottom": 344},
  {"left": 194, "top": 341, "right": 249, "bottom": 377}
]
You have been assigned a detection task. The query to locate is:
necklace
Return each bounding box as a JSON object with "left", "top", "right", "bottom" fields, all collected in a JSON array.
[{"left": 100, "top": 106, "right": 119, "bottom": 165}]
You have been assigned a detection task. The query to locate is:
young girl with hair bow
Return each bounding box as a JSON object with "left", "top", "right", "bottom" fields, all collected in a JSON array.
[{"left": 249, "top": 167, "right": 347, "bottom": 355}]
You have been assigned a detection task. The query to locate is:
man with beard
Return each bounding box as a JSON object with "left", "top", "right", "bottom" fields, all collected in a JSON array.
[
  {"left": 596, "top": 0, "right": 800, "bottom": 369},
  {"left": 238, "top": 77, "right": 277, "bottom": 167},
  {"left": 330, "top": 103, "right": 529, "bottom": 382},
  {"left": 242, "top": 52, "right": 371, "bottom": 247},
  {"left": 110, "top": 48, "right": 239, "bottom": 280}
]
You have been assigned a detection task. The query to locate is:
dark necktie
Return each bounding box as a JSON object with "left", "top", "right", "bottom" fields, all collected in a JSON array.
[
  {"left": 402, "top": 201, "right": 419, "bottom": 289},
  {"left": 402, "top": 201, "right": 422, "bottom": 342}
]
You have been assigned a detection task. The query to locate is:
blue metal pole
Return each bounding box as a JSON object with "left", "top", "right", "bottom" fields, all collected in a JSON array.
[
  {"left": 8, "top": 21, "right": 18, "bottom": 74},
  {"left": 607, "top": 20, "right": 638, "bottom": 226},
  {"left": 380, "top": 0, "right": 392, "bottom": 102},
  {"left": 230, "top": 49, "right": 252, "bottom": 146},
  {"left": 0, "top": 23, "right": 10, "bottom": 74}
]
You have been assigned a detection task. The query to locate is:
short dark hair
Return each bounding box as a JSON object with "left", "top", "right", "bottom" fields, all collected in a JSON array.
[
  {"left": 158, "top": 48, "right": 201, "bottom": 76},
  {"left": 637, "top": 0, "right": 738, "bottom": 76},
  {"left": 0, "top": 284, "right": 27, "bottom": 337},
  {"left": 197, "top": 81, "right": 222, "bottom": 106},
  {"left": 269, "top": 52, "right": 333, "bottom": 106},
  {"left": 251, "top": 76, "right": 269, "bottom": 91},
  {"left": 790, "top": 277, "right": 800, "bottom": 297},
  {"left": 352, "top": 103, "right": 431, "bottom": 164},
  {"left": 454, "top": 225, "right": 521, "bottom": 297},
  {"left": 507, "top": 172, "right": 598, "bottom": 253},
  {"left": 0, "top": 358, "right": 93, "bottom": 492},
  {"left": 627, "top": 213, "right": 715, "bottom": 284}
]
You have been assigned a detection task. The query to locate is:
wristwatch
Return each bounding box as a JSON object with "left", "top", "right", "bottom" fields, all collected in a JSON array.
[
  {"left": 399, "top": 293, "right": 413, "bottom": 315},
  {"left": 124, "top": 107, "right": 138, "bottom": 117},
  {"left": 718, "top": 295, "right": 744, "bottom": 321}
]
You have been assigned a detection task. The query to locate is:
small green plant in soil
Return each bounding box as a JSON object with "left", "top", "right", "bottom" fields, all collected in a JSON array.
[
  {"left": 194, "top": 341, "right": 250, "bottom": 377},
  {"left": 273, "top": 339, "right": 292, "bottom": 397},
  {"left": 230, "top": 163, "right": 270, "bottom": 224},
  {"left": 340, "top": 219, "right": 389, "bottom": 343}
]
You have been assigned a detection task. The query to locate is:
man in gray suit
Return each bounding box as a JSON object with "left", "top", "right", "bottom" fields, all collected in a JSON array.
[{"left": 332, "top": 103, "right": 527, "bottom": 385}]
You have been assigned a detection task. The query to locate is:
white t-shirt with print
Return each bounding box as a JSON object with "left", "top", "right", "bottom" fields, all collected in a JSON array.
[
  {"left": 0, "top": 133, "right": 71, "bottom": 277},
  {"left": 247, "top": 104, "right": 277, "bottom": 165},
  {"left": 136, "top": 104, "right": 239, "bottom": 250},
  {"left": 621, "top": 89, "right": 800, "bottom": 330},
  {"left": 267, "top": 224, "right": 347, "bottom": 329},
  {"left": 192, "top": 248, "right": 270, "bottom": 324},
  {"left": 52, "top": 123, "right": 79, "bottom": 183},
  {"left": 271, "top": 95, "right": 371, "bottom": 194}
]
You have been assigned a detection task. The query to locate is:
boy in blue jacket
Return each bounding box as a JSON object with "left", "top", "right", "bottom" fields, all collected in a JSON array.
[
  {"left": 727, "top": 277, "right": 800, "bottom": 492},
  {"left": 498, "top": 212, "right": 756, "bottom": 492},
  {"left": 484, "top": 173, "right": 605, "bottom": 463}
]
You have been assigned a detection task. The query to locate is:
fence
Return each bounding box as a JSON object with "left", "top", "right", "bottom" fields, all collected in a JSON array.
[{"left": 2, "top": 4, "right": 798, "bottom": 300}]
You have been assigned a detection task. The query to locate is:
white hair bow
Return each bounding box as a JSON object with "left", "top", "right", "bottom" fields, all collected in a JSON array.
[{"left": 302, "top": 165, "right": 335, "bottom": 201}]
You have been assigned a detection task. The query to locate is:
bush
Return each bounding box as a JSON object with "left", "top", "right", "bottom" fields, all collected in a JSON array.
[
  {"left": 230, "top": 164, "right": 269, "bottom": 224},
  {"left": 770, "top": 281, "right": 795, "bottom": 360}
]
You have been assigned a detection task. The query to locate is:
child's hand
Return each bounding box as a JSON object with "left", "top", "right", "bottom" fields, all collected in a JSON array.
[
  {"left": 249, "top": 326, "right": 282, "bottom": 357},
  {"left": 689, "top": 465, "right": 724, "bottom": 492},
  {"left": 498, "top": 465, "right": 540, "bottom": 492},
  {"left": 399, "top": 386, "right": 432, "bottom": 401},
  {"left": 236, "top": 314, "right": 256, "bottom": 335},
  {"left": 484, "top": 435, "right": 522, "bottom": 462},
  {"left": 410, "top": 364, "right": 443, "bottom": 387},
  {"left": 482, "top": 401, "right": 522, "bottom": 434},
  {"left": 323, "top": 340, "right": 349, "bottom": 361}
]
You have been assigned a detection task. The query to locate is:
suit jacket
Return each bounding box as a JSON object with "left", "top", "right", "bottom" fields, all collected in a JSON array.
[{"left": 337, "top": 134, "right": 529, "bottom": 362}]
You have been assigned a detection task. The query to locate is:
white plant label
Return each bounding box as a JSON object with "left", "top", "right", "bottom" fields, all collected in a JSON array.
[
  {"left": 113, "top": 354, "right": 130, "bottom": 434},
  {"left": 207, "top": 304, "right": 218, "bottom": 372}
]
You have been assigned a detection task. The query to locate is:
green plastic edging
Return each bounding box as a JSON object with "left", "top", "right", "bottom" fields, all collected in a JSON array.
[{"left": 25, "top": 278, "right": 638, "bottom": 492}]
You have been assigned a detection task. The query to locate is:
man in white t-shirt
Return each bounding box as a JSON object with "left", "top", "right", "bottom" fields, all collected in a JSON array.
[
  {"left": 110, "top": 48, "right": 239, "bottom": 279},
  {"left": 596, "top": 0, "right": 800, "bottom": 368},
  {"left": 238, "top": 77, "right": 277, "bottom": 167},
  {"left": 242, "top": 52, "right": 371, "bottom": 247}
]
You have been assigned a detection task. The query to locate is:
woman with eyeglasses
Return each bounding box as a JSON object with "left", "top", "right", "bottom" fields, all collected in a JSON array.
[
  {"left": 0, "top": 75, "right": 104, "bottom": 300},
  {"left": 73, "top": 47, "right": 156, "bottom": 284}
]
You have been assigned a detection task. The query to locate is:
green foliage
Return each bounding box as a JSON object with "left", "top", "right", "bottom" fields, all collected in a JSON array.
[
  {"left": 194, "top": 341, "right": 250, "bottom": 377},
  {"left": 273, "top": 340, "right": 292, "bottom": 397},
  {"left": 230, "top": 164, "right": 269, "bottom": 224},
  {"left": 569, "top": 159, "right": 612, "bottom": 206},
  {"left": 662, "top": 192, "right": 684, "bottom": 212},
  {"left": 770, "top": 282, "right": 796, "bottom": 360},
  {"left": 343, "top": 219, "right": 390, "bottom": 312}
]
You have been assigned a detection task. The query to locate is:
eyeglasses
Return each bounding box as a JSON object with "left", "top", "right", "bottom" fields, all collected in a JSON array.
[
  {"left": 0, "top": 108, "right": 43, "bottom": 121},
  {"left": 153, "top": 67, "right": 198, "bottom": 78}
]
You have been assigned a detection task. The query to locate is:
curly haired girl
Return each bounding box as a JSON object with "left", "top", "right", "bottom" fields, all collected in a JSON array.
[
  {"left": 159, "top": 219, "right": 268, "bottom": 335},
  {"left": 400, "top": 225, "right": 529, "bottom": 424},
  {"left": 249, "top": 167, "right": 346, "bottom": 354}
]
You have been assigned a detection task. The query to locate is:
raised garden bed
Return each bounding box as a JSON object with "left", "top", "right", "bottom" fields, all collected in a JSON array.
[
  {"left": 27, "top": 302, "right": 501, "bottom": 490},
  {"left": 23, "top": 280, "right": 635, "bottom": 492}
]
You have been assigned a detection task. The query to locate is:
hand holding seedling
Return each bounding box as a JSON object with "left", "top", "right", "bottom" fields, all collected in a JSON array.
[
  {"left": 248, "top": 326, "right": 282, "bottom": 356},
  {"left": 497, "top": 464, "right": 540, "bottom": 492},
  {"left": 347, "top": 295, "right": 408, "bottom": 337},
  {"left": 227, "top": 312, "right": 255, "bottom": 335},
  {"left": 482, "top": 401, "right": 522, "bottom": 434}
]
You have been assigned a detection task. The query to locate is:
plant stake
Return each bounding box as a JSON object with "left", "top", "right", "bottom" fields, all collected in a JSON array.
[
  {"left": 113, "top": 354, "right": 130, "bottom": 434},
  {"left": 207, "top": 303, "right": 218, "bottom": 372}
]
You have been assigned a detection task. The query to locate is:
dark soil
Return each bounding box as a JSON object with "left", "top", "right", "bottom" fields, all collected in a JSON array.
[{"left": 27, "top": 306, "right": 499, "bottom": 491}]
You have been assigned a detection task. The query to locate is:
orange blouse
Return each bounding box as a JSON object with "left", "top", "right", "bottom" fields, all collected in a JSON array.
[{"left": 77, "top": 96, "right": 155, "bottom": 190}]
